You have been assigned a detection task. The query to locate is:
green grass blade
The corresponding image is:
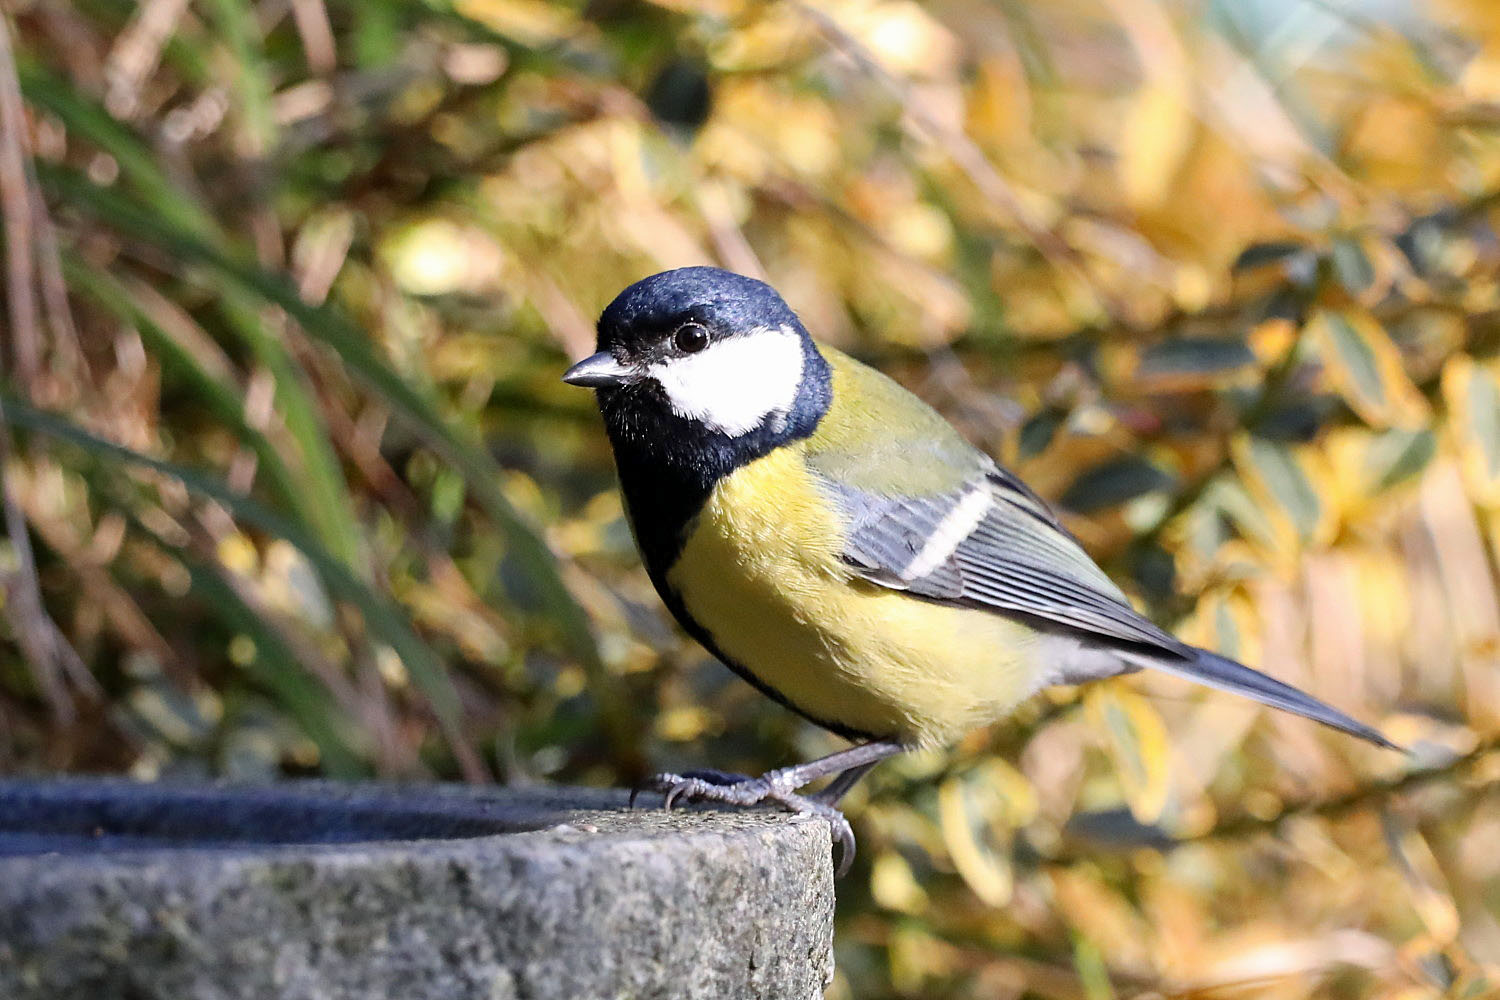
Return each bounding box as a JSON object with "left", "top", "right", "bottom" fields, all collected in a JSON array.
[
  {"left": 3, "top": 396, "right": 473, "bottom": 768},
  {"left": 60, "top": 256, "right": 312, "bottom": 525},
  {"left": 37, "top": 164, "right": 608, "bottom": 680},
  {"left": 17, "top": 59, "right": 214, "bottom": 236},
  {"left": 183, "top": 560, "right": 369, "bottom": 778},
  {"left": 215, "top": 288, "right": 368, "bottom": 571},
  {"left": 21, "top": 66, "right": 367, "bottom": 570},
  {"left": 199, "top": 0, "right": 277, "bottom": 159}
]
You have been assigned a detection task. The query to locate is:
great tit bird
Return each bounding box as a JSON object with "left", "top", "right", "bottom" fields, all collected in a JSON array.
[{"left": 564, "top": 266, "right": 1394, "bottom": 870}]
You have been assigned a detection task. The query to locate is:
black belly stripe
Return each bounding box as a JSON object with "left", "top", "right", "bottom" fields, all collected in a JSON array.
[
  {"left": 597, "top": 343, "right": 868, "bottom": 738},
  {"left": 650, "top": 563, "right": 884, "bottom": 743},
  {"left": 616, "top": 456, "right": 884, "bottom": 742}
]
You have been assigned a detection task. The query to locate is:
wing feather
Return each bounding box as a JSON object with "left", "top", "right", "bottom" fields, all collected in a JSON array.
[
  {"left": 826, "top": 467, "right": 1189, "bottom": 656},
  {"left": 800, "top": 347, "right": 1392, "bottom": 748}
]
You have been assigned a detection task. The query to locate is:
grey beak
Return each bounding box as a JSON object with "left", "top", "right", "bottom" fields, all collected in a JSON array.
[{"left": 562, "top": 351, "right": 632, "bottom": 388}]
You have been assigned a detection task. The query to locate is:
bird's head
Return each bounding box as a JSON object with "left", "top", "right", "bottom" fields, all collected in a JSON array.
[{"left": 564, "top": 267, "right": 831, "bottom": 475}]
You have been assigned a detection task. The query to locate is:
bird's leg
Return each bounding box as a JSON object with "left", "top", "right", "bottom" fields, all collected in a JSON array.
[
  {"left": 639, "top": 739, "right": 905, "bottom": 805},
  {"left": 810, "top": 759, "right": 881, "bottom": 806},
  {"left": 674, "top": 768, "right": 751, "bottom": 785},
  {"left": 634, "top": 740, "right": 906, "bottom": 875}
]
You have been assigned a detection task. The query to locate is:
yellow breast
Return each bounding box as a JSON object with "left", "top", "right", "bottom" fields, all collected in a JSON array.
[{"left": 665, "top": 444, "right": 1044, "bottom": 746}]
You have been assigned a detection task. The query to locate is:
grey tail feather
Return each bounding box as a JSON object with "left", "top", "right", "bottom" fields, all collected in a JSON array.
[{"left": 1127, "top": 647, "right": 1402, "bottom": 751}]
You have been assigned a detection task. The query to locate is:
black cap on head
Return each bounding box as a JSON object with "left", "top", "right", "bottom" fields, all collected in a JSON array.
[
  {"left": 596, "top": 266, "right": 801, "bottom": 357},
  {"left": 578, "top": 267, "right": 832, "bottom": 574}
]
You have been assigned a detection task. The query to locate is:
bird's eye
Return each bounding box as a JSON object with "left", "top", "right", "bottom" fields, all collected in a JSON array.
[{"left": 673, "top": 323, "right": 709, "bottom": 354}]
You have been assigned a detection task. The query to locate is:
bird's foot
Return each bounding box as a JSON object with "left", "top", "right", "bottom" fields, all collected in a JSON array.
[{"left": 633, "top": 770, "right": 857, "bottom": 876}]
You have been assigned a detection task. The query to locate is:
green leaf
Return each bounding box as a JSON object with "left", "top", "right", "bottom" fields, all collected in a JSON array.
[
  {"left": 1443, "top": 355, "right": 1500, "bottom": 497},
  {"left": 937, "top": 761, "right": 1036, "bottom": 906},
  {"left": 353, "top": 2, "right": 405, "bottom": 65},
  {"left": 1061, "top": 456, "right": 1175, "bottom": 514},
  {"left": 1018, "top": 409, "right": 1062, "bottom": 458},
  {"left": 1072, "top": 934, "right": 1117, "bottom": 1000},
  {"left": 216, "top": 288, "right": 367, "bottom": 571},
  {"left": 1366, "top": 428, "right": 1437, "bottom": 494},
  {"left": 1202, "top": 476, "right": 1279, "bottom": 551},
  {"left": 1138, "top": 337, "right": 1255, "bottom": 380},
  {"left": 1331, "top": 235, "right": 1375, "bottom": 294},
  {"left": 1321, "top": 312, "right": 1384, "bottom": 408},
  {"left": 17, "top": 59, "right": 215, "bottom": 237},
  {"left": 1085, "top": 684, "right": 1171, "bottom": 825},
  {"left": 200, "top": 0, "right": 278, "bottom": 158},
  {"left": 1231, "top": 240, "right": 1305, "bottom": 272},
  {"left": 1241, "top": 437, "right": 1321, "bottom": 543},
  {"left": 1465, "top": 366, "right": 1500, "bottom": 481},
  {"left": 22, "top": 73, "right": 366, "bottom": 570},
  {"left": 1309, "top": 309, "right": 1428, "bottom": 428}
]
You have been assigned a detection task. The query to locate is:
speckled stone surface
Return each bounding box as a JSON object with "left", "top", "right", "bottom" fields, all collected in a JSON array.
[{"left": 0, "top": 779, "right": 835, "bottom": 1000}]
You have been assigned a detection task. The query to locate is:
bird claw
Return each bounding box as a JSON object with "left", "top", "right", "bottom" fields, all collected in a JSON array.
[
  {"left": 631, "top": 770, "right": 857, "bottom": 877},
  {"left": 817, "top": 805, "right": 857, "bottom": 877},
  {"left": 678, "top": 767, "right": 753, "bottom": 785},
  {"left": 628, "top": 768, "right": 752, "bottom": 808},
  {"left": 635, "top": 771, "right": 776, "bottom": 809}
]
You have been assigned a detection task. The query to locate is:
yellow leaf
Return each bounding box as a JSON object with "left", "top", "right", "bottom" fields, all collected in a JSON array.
[
  {"left": 1230, "top": 435, "right": 1339, "bottom": 556},
  {"left": 216, "top": 532, "right": 259, "bottom": 574},
  {"left": 1048, "top": 866, "right": 1152, "bottom": 971},
  {"left": 1085, "top": 684, "right": 1172, "bottom": 824},
  {"left": 870, "top": 852, "right": 929, "bottom": 914},
  {"left": 967, "top": 54, "right": 1033, "bottom": 148},
  {"left": 1386, "top": 820, "right": 1461, "bottom": 946},
  {"left": 937, "top": 762, "right": 1033, "bottom": 906},
  {"left": 453, "top": 0, "right": 577, "bottom": 46},
  {"left": 1308, "top": 308, "right": 1430, "bottom": 429},
  {"left": 1120, "top": 83, "right": 1196, "bottom": 209},
  {"left": 1442, "top": 354, "right": 1500, "bottom": 504},
  {"left": 843, "top": 1, "right": 960, "bottom": 80},
  {"left": 1461, "top": 45, "right": 1500, "bottom": 101}
]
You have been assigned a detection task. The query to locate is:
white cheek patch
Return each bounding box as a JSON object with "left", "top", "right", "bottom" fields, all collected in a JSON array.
[{"left": 647, "top": 327, "right": 806, "bottom": 436}]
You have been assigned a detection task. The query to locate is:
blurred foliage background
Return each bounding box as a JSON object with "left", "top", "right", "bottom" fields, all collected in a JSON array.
[{"left": 2, "top": 0, "right": 1500, "bottom": 995}]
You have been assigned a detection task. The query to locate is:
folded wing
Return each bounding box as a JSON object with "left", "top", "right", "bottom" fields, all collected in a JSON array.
[{"left": 817, "top": 461, "right": 1395, "bottom": 749}]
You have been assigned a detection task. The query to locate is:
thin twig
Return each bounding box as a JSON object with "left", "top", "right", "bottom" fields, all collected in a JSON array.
[
  {"left": 0, "top": 11, "right": 41, "bottom": 386},
  {"left": 0, "top": 12, "right": 100, "bottom": 719},
  {"left": 104, "top": 0, "right": 191, "bottom": 121},
  {"left": 0, "top": 452, "right": 73, "bottom": 719},
  {"left": 288, "top": 0, "right": 336, "bottom": 76},
  {"left": 32, "top": 194, "right": 91, "bottom": 394}
]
